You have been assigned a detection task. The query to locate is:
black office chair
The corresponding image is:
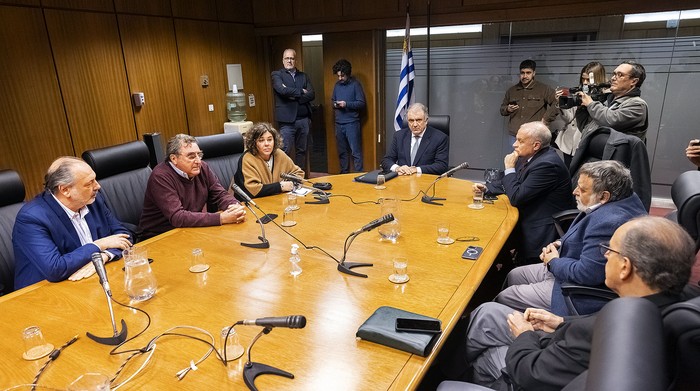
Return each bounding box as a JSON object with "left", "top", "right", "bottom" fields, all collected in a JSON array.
[
  {"left": 0, "top": 170, "right": 26, "bottom": 296},
  {"left": 195, "top": 132, "right": 245, "bottom": 191},
  {"left": 437, "top": 298, "right": 667, "bottom": 391},
  {"left": 667, "top": 170, "right": 700, "bottom": 251},
  {"left": 403, "top": 114, "right": 450, "bottom": 136},
  {"left": 569, "top": 127, "right": 652, "bottom": 211},
  {"left": 82, "top": 141, "right": 152, "bottom": 238},
  {"left": 663, "top": 295, "right": 700, "bottom": 391}
]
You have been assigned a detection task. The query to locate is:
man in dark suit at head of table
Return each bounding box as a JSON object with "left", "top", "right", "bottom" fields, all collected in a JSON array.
[{"left": 380, "top": 102, "right": 449, "bottom": 176}]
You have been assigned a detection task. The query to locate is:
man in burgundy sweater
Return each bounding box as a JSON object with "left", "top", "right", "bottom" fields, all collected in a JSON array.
[{"left": 138, "top": 134, "right": 246, "bottom": 239}]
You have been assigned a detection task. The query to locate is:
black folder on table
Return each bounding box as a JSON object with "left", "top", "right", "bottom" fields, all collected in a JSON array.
[
  {"left": 356, "top": 306, "right": 441, "bottom": 356},
  {"left": 353, "top": 169, "right": 398, "bottom": 184}
]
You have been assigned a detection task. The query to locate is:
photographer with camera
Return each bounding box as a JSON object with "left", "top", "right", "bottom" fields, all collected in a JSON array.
[
  {"left": 551, "top": 61, "right": 608, "bottom": 166},
  {"left": 578, "top": 61, "right": 648, "bottom": 142}
]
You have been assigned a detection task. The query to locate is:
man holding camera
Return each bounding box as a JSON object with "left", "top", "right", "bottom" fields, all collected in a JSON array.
[{"left": 579, "top": 61, "right": 648, "bottom": 141}]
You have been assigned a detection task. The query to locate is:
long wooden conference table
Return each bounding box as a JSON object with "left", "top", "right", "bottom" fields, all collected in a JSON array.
[{"left": 1, "top": 174, "right": 517, "bottom": 390}]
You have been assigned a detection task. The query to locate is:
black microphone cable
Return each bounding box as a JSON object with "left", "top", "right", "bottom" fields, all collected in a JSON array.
[{"left": 107, "top": 297, "right": 152, "bottom": 356}]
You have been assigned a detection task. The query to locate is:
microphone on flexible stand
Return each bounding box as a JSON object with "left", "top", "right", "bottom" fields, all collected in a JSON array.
[
  {"left": 86, "top": 252, "right": 128, "bottom": 345},
  {"left": 236, "top": 315, "right": 307, "bottom": 391},
  {"left": 280, "top": 173, "right": 330, "bottom": 204},
  {"left": 231, "top": 184, "right": 272, "bottom": 249},
  {"left": 337, "top": 213, "right": 395, "bottom": 278},
  {"left": 421, "top": 162, "right": 469, "bottom": 206}
]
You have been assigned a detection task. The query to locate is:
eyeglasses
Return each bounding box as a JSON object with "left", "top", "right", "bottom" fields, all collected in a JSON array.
[
  {"left": 611, "top": 72, "right": 630, "bottom": 79},
  {"left": 283, "top": 57, "right": 296, "bottom": 61},
  {"left": 599, "top": 242, "right": 621, "bottom": 256},
  {"left": 180, "top": 152, "right": 204, "bottom": 161}
]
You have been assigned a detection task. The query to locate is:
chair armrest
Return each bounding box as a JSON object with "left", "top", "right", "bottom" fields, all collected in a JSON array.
[{"left": 561, "top": 283, "right": 618, "bottom": 316}]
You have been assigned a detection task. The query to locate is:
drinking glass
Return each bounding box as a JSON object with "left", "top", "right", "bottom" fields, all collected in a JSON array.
[
  {"left": 389, "top": 257, "right": 409, "bottom": 283},
  {"left": 377, "top": 198, "right": 400, "bottom": 243},
  {"left": 123, "top": 247, "right": 157, "bottom": 301},
  {"left": 437, "top": 222, "right": 455, "bottom": 245},
  {"left": 286, "top": 193, "right": 299, "bottom": 211},
  {"left": 22, "top": 325, "right": 53, "bottom": 360},
  {"left": 189, "top": 248, "right": 210, "bottom": 273},
  {"left": 375, "top": 174, "right": 386, "bottom": 190},
  {"left": 281, "top": 207, "right": 297, "bottom": 227},
  {"left": 220, "top": 326, "right": 244, "bottom": 362},
  {"left": 469, "top": 188, "right": 484, "bottom": 210},
  {"left": 67, "top": 373, "right": 110, "bottom": 391}
]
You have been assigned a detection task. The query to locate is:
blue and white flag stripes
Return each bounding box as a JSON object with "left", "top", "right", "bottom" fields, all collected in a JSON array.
[{"left": 393, "top": 12, "right": 415, "bottom": 131}]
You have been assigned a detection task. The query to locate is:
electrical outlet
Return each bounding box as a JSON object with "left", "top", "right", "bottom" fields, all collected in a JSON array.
[
  {"left": 248, "top": 93, "right": 256, "bottom": 107},
  {"left": 200, "top": 75, "right": 209, "bottom": 87},
  {"left": 132, "top": 92, "right": 145, "bottom": 107},
  {"left": 208, "top": 104, "right": 214, "bottom": 112}
]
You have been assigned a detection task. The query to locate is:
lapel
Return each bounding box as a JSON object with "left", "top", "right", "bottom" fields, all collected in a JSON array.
[
  {"left": 561, "top": 211, "right": 588, "bottom": 242},
  {"left": 41, "top": 191, "right": 82, "bottom": 247}
]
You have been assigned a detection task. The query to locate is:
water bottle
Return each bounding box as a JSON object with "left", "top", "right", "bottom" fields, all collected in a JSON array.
[
  {"left": 226, "top": 84, "right": 247, "bottom": 122},
  {"left": 289, "top": 244, "right": 302, "bottom": 276}
]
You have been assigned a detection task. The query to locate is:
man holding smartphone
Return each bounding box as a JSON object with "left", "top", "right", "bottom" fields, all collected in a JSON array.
[
  {"left": 500, "top": 60, "right": 557, "bottom": 147},
  {"left": 687, "top": 139, "right": 700, "bottom": 168},
  {"left": 331, "top": 59, "right": 366, "bottom": 173}
]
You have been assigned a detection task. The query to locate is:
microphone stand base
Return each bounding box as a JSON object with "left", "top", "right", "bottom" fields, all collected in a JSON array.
[
  {"left": 87, "top": 319, "right": 128, "bottom": 346},
  {"left": 243, "top": 361, "right": 294, "bottom": 391},
  {"left": 241, "top": 238, "right": 270, "bottom": 249},
  {"left": 306, "top": 197, "right": 330, "bottom": 204},
  {"left": 421, "top": 195, "right": 446, "bottom": 206},
  {"left": 337, "top": 262, "right": 373, "bottom": 278}
]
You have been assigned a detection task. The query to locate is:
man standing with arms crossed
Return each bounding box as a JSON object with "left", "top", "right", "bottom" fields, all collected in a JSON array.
[{"left": 271, "top": 48, "right": 315, "bottom": 167}]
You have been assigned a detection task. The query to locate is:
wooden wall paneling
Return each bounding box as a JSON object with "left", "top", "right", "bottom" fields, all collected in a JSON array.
[
  {"left": 171, "top": 0, "right": 216, "bottom": 20},
  {"left": 44, "top": 9, "right": 136, "bottom": 155},
  {"left": 0, "top": 5, "right": 73, "bottom": 197},
  {"left": 219, "top": 22, "right": 269, "bottom": 123},
  {"left": 252, "top": 0, "right": 294, "bottom": 25},
  {"left": 114, "top": 0, "right": 172, "bottom": 16},
  {"left": 342, "top": 0, "right": 401, "bottom": 18},
  {"left": 0, "top": 0, "right": 39, "bottom": 6},
  {"left": 40, "top": 0, "right": 114, "bottom": 12},
  {"left": 118, "top": 14, "right": 187, "bottom": 143},
  {"left": 217, "top": 0, "right": 253, "bottom": 23},
  {"left": 175, "top": 19, "right": 226, "bottom": 136},
  {"left": 292, "top": 0, "right": 343, "bottom": 22},
  {"left": 323, "top": 30, "right": 379, "bottom": 174}
]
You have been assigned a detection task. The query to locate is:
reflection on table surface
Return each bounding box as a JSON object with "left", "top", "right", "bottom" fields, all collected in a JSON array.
[{"left": 0, "top": 174, "right": 517, "bottom": 390}]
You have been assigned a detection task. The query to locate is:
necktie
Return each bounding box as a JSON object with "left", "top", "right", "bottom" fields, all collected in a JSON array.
[{"left": 410, "top": 136, "right": 421, "bottom": 165}]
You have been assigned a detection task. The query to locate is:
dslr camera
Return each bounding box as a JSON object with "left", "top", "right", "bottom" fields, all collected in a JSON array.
[{"left": 558, "top": 83, "right": 610, "bottom": 109}]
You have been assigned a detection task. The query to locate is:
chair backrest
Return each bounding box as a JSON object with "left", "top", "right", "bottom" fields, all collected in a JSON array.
[
  {"left": 570, "top": 127, "right": 652, "bottom": 211},
  {"left": 403, "top": 114, "right": 451, "bottom": 136},
  {"left": 662, "top": 295, "right": 700, "bottom": 391},
  {"left": 195, "top": 132, "right": 245, "bottom": 190},
  {"left": 0, "top": 169, "right": 26, "bottom": 296},
  {"left": 562, "top": 297, "right": 667, "bottom": 391},
  {"left": 671, "top": 170, "right": 700, "bottom": 248},
  {"left": 82, "top": 141, "right": 152, "bottom": 235}
]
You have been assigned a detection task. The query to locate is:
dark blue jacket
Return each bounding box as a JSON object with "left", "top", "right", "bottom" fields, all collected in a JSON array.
[
  {"left": 271, "top": 68, "right": 315, "bottom": 123},
  {"left": 331, "top": 77, "right": 365, "bottom": 124},
  {"left": 380, "top": 126, "right": 449, "bottom": 175},
  {"left": 501, "top": 147, "right": 576, "bottom": 259},
  {"left": 549, "top": 193, "right": 647, "bottom": 316},
  {"left": 13, "top": 191, "right": 130, "bottom": 289}
]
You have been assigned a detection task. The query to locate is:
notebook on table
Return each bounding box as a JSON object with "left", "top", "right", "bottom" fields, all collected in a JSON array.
[
  {"left": 356, "top": 306, "right": 441, "bottom": 356},
  {"left": 354, "top": 169, "right": 398, "bottom": 184}
]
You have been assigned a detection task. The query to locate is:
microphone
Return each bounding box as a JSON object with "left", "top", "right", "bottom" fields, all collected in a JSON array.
[
  {"left": 241, "top": 315, "right": 307, "bottom": 329},
  {"left": 231, "top": 183, "right": 257, "bottom": 207},
  {"left": 280, "top": 172, "right": 304, "bottom": 184},
  {"left": 439, "top": 162, "right": 469, "bottom": 178},
  {"left": 91, "top": 252, "right": 111, "bottom": 297},
  {"left": 354, "top": 213, "right": 394, "bottom": 234}
]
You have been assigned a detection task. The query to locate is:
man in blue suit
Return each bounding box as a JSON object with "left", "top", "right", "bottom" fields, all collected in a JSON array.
[
  {"left": 495, "top": 160, "right": 647, "bottom": 316},
  {"left": 475, "top": 121, "right": 575, "bottom": 264},
  {"left": 271, "top": 48, "right": 315, "bottom": 167},
  {"left": 380, "top": 103, "right": 449, "bottom": 175},
  {"left": 14, "top": 157, "right": 132, "bottom": 290}
]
